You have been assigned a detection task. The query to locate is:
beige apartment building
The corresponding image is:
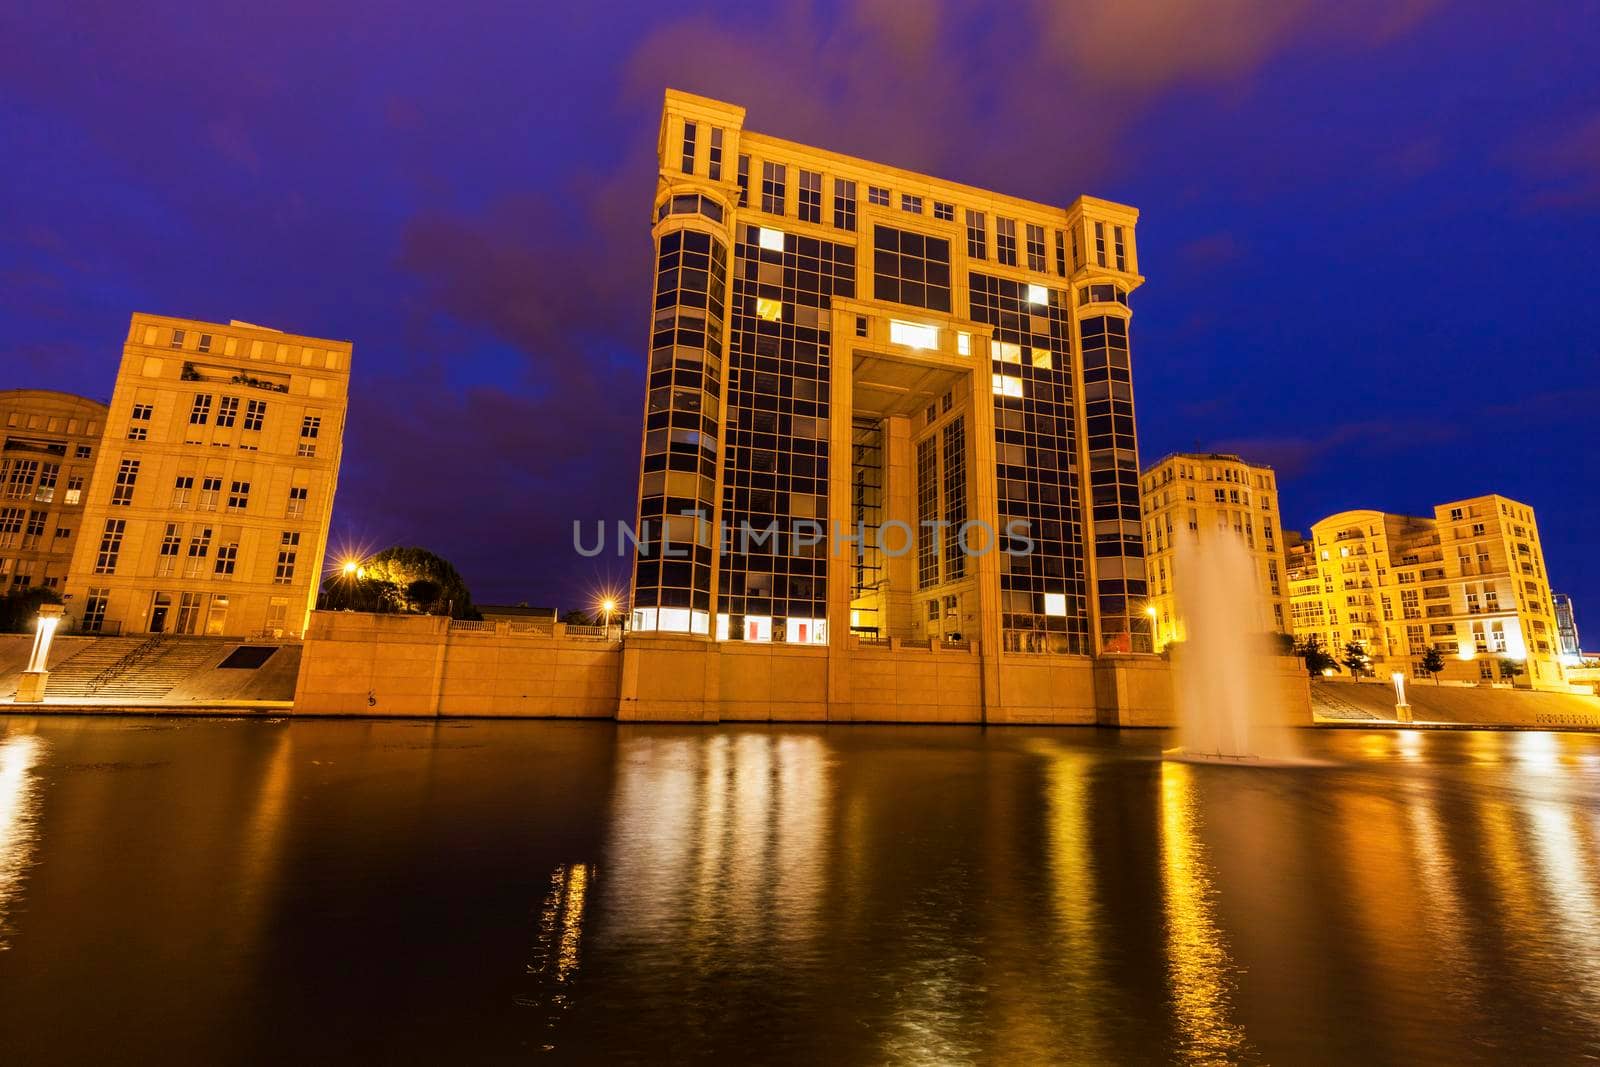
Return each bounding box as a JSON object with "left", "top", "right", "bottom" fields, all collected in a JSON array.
[
  {"left": 1288, "top": 494, "right": 1566, "bottom": 690},
  {"left": 1140, "top": 452, "right": 1287, "bottom": 648},
  {"left": 62, "top": 313, "right": 350, "bottom": 638},
  {"left": 0, "top": 390, "right": 109, "bottom": 594}
]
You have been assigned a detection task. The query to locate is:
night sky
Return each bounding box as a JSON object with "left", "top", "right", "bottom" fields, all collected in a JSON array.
[{"left": 4, "top": 3, "right": 1597, "bottom": 621}]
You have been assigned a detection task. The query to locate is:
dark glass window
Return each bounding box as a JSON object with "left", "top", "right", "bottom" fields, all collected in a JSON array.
[
  {"left": 761, "top": 161, "right": 786, "bottom": 215},
  {"left": 916, "top": 437, "right": 938, "bottom": 589},
  {"left": 681, "top": 121, "right": 696, "bottom": 175},
  {"left": 1026, "top": 223, "right": 1046, "bottom": 271},
  {"left": 901, "top": 193, "right": 923, "bottom": 214},
  {"left": 799, "top": 169, "right": 822, "bottom": 223},
  {"left": 1071, "top": 226, "right": 1082, "bottom": 270},
  {"left": 1094, "top": 222, "right": 1107, "bottom": 267},
  {"left": 1054, "top": 230, "right": 1067, "bottom": 277},
  {"left": 708, "top": 128, "right": 723, "bottom": 181},
  {"left": 965, "top": 210, "right": 986, "bottom": 260},
  {"left": 737, "top": 155, "right": 749, "bottom": 206},
  {"left": 872, "top": 225, "right": 952, "bottom": 312},
  {"left": 867, "top": 185, "right": 890, "bottom": 206},
  {"left": 833, "top": 178, "right": 857, "bottom": 231},
  {"left": 1114, "top": 225, "right": 1127, "bottom": 270},
  {"left": 942, "top": 416, "right": 967, "bottom": 580},
  {"left": 933, "top": 201, "right": 954, "bottom": 221},
  {"left": 996, "top": 217, "right": 1018, "bottom": 266}
]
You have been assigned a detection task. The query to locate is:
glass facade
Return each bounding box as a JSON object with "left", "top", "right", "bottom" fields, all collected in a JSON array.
[
  {"left": 1080, "top": 315, "right": 1150, "bottom": 652},
  {"left": 969, "top": 272, "right": 1091, "bottom": 653},
  {"left": 716, "top": 225, "right": 855, "bottom": 641},
  {"left": 634, "top": 97, "right": 1147, "bottom": 658},
  {"left": 632, "top": 223, "right": 728, "bottom": 630}
]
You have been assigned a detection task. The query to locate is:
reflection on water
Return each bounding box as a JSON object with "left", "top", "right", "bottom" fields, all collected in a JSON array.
[
  {"left": 519, "top": 861, "right": 594, "bottom": 1043},
  {"left": 0, "top": 729, "right": 45, "bottom": 950},
  {"left": 2, "top": 717, "right": 1600, "bottom": 1063},
  {"left": 1159, "top": 759, "right": 1251, "bottom": 1064}
]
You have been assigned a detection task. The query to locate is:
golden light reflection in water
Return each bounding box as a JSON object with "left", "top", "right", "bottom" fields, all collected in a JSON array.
[
  {"left": 1159, "top": 760, "right": 1250, "bottom": 1064},
  {"left": 0, "top": 731, "right": 45, "bottom": 951},
  {"left": 520, "top": 861, "right": 593, "bottom": 1032},
  {"left": 608, "top": 731, "right": 828, "bottom": 953},
  {"left": 1401, "top": 783, "right": 1479, "bottom": 1010},
  {"left": 1042, "top": 747, "right": 1110, "bottom": 1062},
  {"left": 1526, "top": 797, "right": 1600, "bottom": 1009}
]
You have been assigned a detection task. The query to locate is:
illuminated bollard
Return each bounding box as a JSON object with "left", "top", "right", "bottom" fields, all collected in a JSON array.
[
  {"left": 1391, "top": 670, "right": 1412, "bottom": 724},
  {"left": 15, "top": 604, "right": 65, "bottom": 703}
]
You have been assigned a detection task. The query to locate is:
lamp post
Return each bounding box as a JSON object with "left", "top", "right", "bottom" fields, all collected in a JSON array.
[
  {"left": 15, "top": 604, "right": 65, "bottom": 703},
  {"left": 1391, "top": 670, "right": 1412, "bottom": 724},
  {"left": 601, "top": 598, "right": 617, "bottom": 636}
]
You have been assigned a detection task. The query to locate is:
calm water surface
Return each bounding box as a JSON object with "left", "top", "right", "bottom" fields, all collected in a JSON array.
[{"left": 1, "top": 715, "right": 1599, "bottom": 1064}]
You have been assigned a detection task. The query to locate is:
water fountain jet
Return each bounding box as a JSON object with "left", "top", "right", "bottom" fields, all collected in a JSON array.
[{"left": 1165, "top": 528, "right": 1305, "bottom": 765}]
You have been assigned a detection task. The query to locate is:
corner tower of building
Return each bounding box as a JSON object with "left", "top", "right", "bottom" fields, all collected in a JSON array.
[{"left": 629, "top": 90, "right": 1150, "bottom": 656}]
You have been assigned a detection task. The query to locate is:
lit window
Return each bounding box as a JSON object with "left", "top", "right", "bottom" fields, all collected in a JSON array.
[
  {"left": 756, "top": 298, "right": 784, "bottom": 322},
  {"left": 1044, "top": 593, "right": 1068, "bottom": 616},
  {"left": 744, "top": 615, "right": 773, "bottom": 642},
  {"left": 757, "top": 226, "right": 785, "bottom": 251},
  {"left": 632, "top": 607, "right": 658, "bottom": 632},
  {"left": 715, "top": 613, "right": 730, "bottom": 641},
  {"left": 657, "top": 607, "right": 692, "bottom": 633},
  {"left": 992, "top": 374, "right": 1023, "bottom": 399},
  {"left": 990, "top": 340, "right": 1022, "bottom": 363},
  {"left": 888, "top": 320, "right": 938, "bottom": 350},
  {"left": 786, "top": 617, "right": 827, "bottom": 644},
  {"left": 690, "top": 610, "right": 710, "bottom": 635},
  {"left": 956, "top": 332, "right": 971, "bottom": 356},
  {"left": 1027, "top": 283, "right": 1048, "bottom": 305}
]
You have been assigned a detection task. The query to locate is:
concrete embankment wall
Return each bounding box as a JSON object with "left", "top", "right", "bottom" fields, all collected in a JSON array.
[
  {"left": 294, "top": 612, "right": 1312, "bottom": 727},
  {"left": 293, "top": 613, "right": 620, "bottom": 718}
]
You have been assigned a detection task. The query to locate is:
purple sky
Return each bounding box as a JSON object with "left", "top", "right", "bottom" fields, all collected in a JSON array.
[{"left": 3, "top": 2, "right": 1597, "bottom": 621}]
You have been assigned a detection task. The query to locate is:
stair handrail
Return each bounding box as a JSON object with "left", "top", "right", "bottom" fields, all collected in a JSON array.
[{"left": 84, "top": 634, "right": 168, "bottom": 695}]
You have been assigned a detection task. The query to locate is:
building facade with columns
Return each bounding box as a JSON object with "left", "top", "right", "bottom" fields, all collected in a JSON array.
[
  {"left": 62, "top": 313, "right": 350, "bottom": 638},
  {"left": 627, "top": 89, "right": 1150, "bottom": 662}
]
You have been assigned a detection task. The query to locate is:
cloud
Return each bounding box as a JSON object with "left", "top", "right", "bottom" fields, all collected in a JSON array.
[
  {"left": 1176, "top": 232, "right": 1243, "bottom": 269},
  {"left": 1518, "top": 110, "right": 1600, "bottom": 208}
]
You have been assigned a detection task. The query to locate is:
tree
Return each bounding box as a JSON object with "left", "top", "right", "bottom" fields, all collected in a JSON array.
[
  {"left": 405, "top": 579, "right": 444, "bottom": 614},
  {"left": 1498, "top": 658, "right": 1526, "bottom": 683},
  {"left": 321, "top": 546, "right": 480, "bottom": 619},
  {"left": 562, "top": 609, "right": 594, "bottom": 626},
  {"left": 1341, "top": 641, "right": 1372, "bottom": 678},
  {"left": 0, "top": 587, "right": 63, "bottom": 633},
  {"left": 1296, "top": 636, "right": 1338, "bottom": 677},
  {"left": 1418, "top": 646, "right": 1446, "bottom": 684}
]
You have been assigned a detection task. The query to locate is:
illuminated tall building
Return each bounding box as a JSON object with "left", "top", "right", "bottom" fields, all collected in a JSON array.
[
  {"left": 1139, "top": 452, "right": 1288, "bottom": 648},
  {"left": 62, "top": 314, "right": 350, "bottom": 637},
  {"left": 628, "top": 90, "right": 1150, "bottom": 656},
  {"left": 0, "top": 390, "right": 108, "bottom": 593},
  {"left": 1287, "top": 494, "right": 1566, "bottom": 690}
]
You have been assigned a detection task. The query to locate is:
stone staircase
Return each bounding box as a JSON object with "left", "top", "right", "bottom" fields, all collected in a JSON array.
[{"left": 44, "top": 636, "right": 231, "bottom": 701}]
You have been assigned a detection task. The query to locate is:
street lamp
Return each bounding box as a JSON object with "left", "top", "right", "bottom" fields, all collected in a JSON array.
[
  {"left": 1391, "top": 670, "right": 1412, "bottom": 724},
  {"left": 15, "top": 604, "right": 65, "bottom": 703}
]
